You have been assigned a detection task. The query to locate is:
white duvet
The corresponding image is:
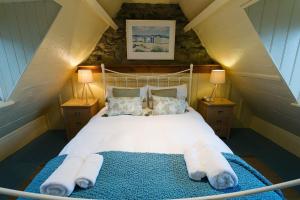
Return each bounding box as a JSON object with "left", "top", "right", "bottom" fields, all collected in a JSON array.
[{"left": 59, "top": 107, "right": 232, "bottom": 156}]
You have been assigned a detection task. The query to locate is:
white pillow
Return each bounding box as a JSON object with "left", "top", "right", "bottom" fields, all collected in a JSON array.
[
  {"left": 106, "top": 97, "right": 143, "bottom": 116},
  {"left": 152, "top": 96, "right": 187, "bottom": 115},
  {"left": 106, "top": 86, "right": 148, "bottom": 101},
  {"left": 148, "top": 84, "right": 187, "bottom": 99}
]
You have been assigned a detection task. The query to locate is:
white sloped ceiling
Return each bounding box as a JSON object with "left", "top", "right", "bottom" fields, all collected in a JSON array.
[
  {"left": 192, "top": 0, "right": 300, "bottom": 135},
  {"left": 246, "top": 0, "right": 300, "bottom": 102},
  {"left": 0, "top": 0, "right": 109, "bottom": 138}
]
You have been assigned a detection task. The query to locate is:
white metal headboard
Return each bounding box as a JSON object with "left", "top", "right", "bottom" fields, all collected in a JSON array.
[{"left": 100, "top": 64, "right": 194, "bottom": 104}]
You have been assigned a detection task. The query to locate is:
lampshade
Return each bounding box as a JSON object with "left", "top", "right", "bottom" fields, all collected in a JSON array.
[
  {"left": 78, "top": 70, "right": 93, "bottom": 83},
  {"left": 210, "top": 70, "right": 225, "bottom": 84}
]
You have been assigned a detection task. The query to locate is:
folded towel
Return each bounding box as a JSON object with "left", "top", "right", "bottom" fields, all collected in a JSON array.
[
  {"left": 40, "top": 155, "right": 84, "bottom": 196},
  {"left": 184, "top": 146, "right": 206, "bottom": 181},
  {"left": 75, "top": 154, "right": 104, "bottom": 189},
  {"left": 202, "top": 146, "right": 238, "bottom": 190}
]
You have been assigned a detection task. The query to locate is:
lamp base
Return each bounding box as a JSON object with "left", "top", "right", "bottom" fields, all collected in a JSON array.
[{"left": 81, "top": 83, "right": 95, "bottom": 105}]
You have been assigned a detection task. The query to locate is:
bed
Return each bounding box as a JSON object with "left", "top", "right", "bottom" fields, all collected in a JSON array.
[{"left": 18, "top": 65, "right": 284, "bottom": 199}]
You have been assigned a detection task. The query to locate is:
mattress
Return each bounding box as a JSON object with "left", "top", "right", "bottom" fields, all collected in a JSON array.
[{"left": 59, "top": 107, "right": 232, "bottom": 156}]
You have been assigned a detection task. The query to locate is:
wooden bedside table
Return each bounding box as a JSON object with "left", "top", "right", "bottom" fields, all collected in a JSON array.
[
  {"left": 198, "top": 98, "right": 235, "bottom": 139},
  {"left": 61, "top": 98, "right": 99, "bottom": 140}
]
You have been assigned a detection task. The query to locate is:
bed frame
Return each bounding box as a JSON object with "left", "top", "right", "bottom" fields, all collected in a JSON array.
[
  {"left": 0, "top": 64, "right": 299, "bottom": 199},
  {"left": 101, "top": 64, "right": 194, "bottom": 105}
]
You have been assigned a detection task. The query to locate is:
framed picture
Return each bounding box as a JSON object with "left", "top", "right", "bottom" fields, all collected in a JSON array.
[{"left": 126, "top": 20, "right": 176, "bottom": 60}]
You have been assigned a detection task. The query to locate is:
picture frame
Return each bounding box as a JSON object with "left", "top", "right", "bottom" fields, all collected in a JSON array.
[{"left": 126, "top": 20, "right": 176, "bottom": 60}]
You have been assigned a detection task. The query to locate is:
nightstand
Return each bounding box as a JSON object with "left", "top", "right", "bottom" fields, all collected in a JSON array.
[
  {"left": 61, "top": 98, "right": 99, "bottom": 140},
  {"left": 198, "top": 98, "right": 235, "bottom": 139}
]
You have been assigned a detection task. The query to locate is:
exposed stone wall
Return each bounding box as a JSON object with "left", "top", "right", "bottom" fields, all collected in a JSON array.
[{"left": 80, "top": 3, "right": 215, "bottom": 65}]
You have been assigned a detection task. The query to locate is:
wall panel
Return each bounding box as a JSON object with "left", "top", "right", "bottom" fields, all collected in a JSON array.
[
  {"left": 194, "top": 0, "right": 300, "bottom": 137},
  {"left": 0, "top": 0, "right": 60, "bottom": 100},
  {"left": 246, "top": 0, "right": 300, "bottom": 101},
  {"left": 0, "top": 0, "right": 109, "bottom": 138}
]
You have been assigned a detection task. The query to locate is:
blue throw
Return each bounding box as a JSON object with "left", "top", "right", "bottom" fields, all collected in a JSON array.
[{"left": 19, "top": 152, "right": 283, "bottom": 200}]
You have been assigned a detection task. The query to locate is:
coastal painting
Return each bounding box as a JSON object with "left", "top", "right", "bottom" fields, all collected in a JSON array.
[{"left": 126, "top": 20, "right": 176, "bottom": 60}]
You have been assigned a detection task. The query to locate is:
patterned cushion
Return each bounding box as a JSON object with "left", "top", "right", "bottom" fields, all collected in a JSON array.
[
  {"left": 107, "top": 97, "right": 143, "bottom": 116},
  {"left": 152, "top": 96, "right": 187, "bottom": 115}
]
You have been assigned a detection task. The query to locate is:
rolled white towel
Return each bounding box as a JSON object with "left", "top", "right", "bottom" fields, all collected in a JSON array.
[
  {"left": 75, "top": 154, "right": 104, "bottom": 189},
  {"left": 202, "top": 146, "right": 238, "bottom": 190},
  {"left": 184, "top": 146, "right": 206, "bottom": 181},
  {"left": 40, "top": 155, "right": 84, "bottom": 196}
]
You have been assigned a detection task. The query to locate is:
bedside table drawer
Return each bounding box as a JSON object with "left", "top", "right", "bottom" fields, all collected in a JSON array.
[
  {"left": 206, "top": 107, "right": 232, "bottom": 121},
  {"left": 61, "top": 99, "right": 99, "bottom": 140},
  {"left": 64, "top": 108, "right": 91, "bottom": 122},
  {"left": 198, "top": 98, "right": 235, "bottom": 139}
]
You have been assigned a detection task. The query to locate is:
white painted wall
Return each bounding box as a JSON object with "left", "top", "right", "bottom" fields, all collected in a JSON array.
[{"left": 0, "top": 0, "right": 109, "bottom": 138}]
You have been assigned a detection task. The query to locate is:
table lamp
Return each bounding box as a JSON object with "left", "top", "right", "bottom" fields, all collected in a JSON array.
[
  {"left": 78, "top": 69, "right": 95, "bottom": 104},
  {"left": 209, "top": 69, "right": 225, "bottom": 101}
]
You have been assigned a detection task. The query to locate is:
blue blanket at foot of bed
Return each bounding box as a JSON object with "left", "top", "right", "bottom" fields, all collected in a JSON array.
[{"left": 19, "top": 152, "right": 283, "bottom": 200}]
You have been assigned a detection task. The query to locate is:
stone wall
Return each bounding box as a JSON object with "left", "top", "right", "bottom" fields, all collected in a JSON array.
[{"left": 80, "top": 3, "right": 215, "bottom": 65}]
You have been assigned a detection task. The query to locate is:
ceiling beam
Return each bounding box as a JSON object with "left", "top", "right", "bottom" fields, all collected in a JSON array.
[
  {"left": 85, "top": 0, "right": 118, "bottom": 30},
  {"left": 184, "top": 0, "right": 230, "bottom": 32}
]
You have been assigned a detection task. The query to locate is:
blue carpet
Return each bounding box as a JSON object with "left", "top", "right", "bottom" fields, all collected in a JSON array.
[
  {"left": 0, "top": 130, "right": 67, "bottom": 200},
  {"left": 225, "top": 128, "right": 300, "bottom": 194}
]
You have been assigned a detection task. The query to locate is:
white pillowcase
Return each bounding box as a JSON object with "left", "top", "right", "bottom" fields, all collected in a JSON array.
[
  {"left": 106, "top": 97, "right": 143, "bottom": 116},
  {"left": 148, "top": 84, "right": 187, "bottom": 99},
  {"left": 152, "top": 96, "right": 187, "bottom": 115},
  {"left": 106, "top": 86, "right": 148, "bottom": 101}
]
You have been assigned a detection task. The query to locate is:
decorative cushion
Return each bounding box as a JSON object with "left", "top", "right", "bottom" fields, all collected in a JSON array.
[
  {"left": 150, "top": 88, "right": 177, "bottom": 98},
  {"left": 106, "top": 86, "right": 148, "bottom": 108},
  {"left": 112, "top": 88, "right": 140, "bottom": 97},
  {"left": 106, "top": 86, "right": 148, "bottom": 101},
  {"left": 107, "top": 97, "right": 143, "bottom": 116},
  {"left": 148, "top": 84, "right": 187, "bottom": 99},
  {"left": 152, "top": 96, "right": 187, "bottom": 115}
]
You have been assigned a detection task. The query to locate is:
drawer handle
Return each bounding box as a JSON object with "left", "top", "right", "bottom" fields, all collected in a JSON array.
[
  {"left": 74, "top": 112, "right": 81, "bottom": 116},
  {"left": 217, "top": 110, "right": 224, "bottom": 114}
]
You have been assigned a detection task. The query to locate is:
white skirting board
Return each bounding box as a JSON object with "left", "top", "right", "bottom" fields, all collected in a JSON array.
[
  {"left": 250, "top": 116, "right": 300, "bottom": 158},
  {"left": 0, "top": 115, "right": 48, "bottom": 161}
]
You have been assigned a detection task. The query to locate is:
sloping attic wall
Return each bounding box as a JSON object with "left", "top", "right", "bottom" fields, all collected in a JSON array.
[
  {"left": 246, "top": 0, "right": 300, "bottom": 101},
  {"left": 193, "top": 1, "right": 300, "bottom": 138},
  {"left": 0, "top": 1, "right": 60, "bottom": 101},
  {"left": 0, "top": 0, "right": 109, "bottom": 138}
]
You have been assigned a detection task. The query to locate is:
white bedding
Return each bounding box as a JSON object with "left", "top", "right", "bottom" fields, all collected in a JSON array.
[{"left": 59, "top": 107, "right": 232, "bottom": 156}]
